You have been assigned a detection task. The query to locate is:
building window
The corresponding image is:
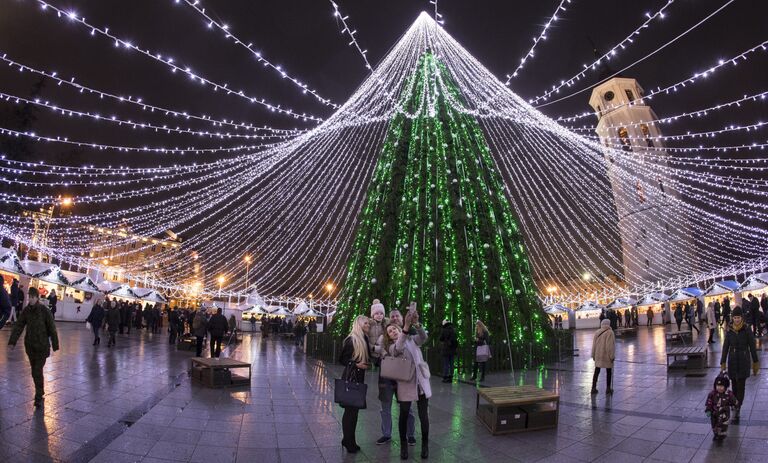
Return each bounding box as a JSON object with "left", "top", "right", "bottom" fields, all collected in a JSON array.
[
  {"left": 131, "top": 242, "right": 136, "bottom": 249},
  {"left": 640, "top": 124, "right": 654, "bottom": 147},
  {"left": 625, "top": 89, "right": 635, "bottom": 103},
  {"left": 641, "top": 228, "right": 647, "bottom": 238},
  {"left": 618, "top": 127, "right": 631, "bottom": 152},
  {"left": 635, "top": 241, "right": 641, "bottom": 249},
  {"left": 645, "top": 259, "right": 650, "bottom": 269},
  {"left": 665, "top": 223, "right": 670, "bottom": 234},
  {"left": 151, "top": 245, "right": 157, "bottom": 252},
  {"left": 658, "top": 179, "right": 666, "bottom": 197}
]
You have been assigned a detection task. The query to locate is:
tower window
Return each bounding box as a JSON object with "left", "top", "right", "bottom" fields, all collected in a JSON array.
[
  {"left": 635, "top": 180, "right": 646, "bottom": 203},
  {"left": 641, "top": 124, "right": 654, "bottom": 147},
  {"left": 625, "top": 89, "right": 635, "bottom": 103},
  {"left": 618, "top": 127, "right": 631, "bottom": 152},
  {"left": 658, "top": 179, "right": 666, "bottom": 196},
  {"left": 665, "top": 223, "right": 670, "bottom": 234},
  {"left": 645, "top": 259, "right": 650, "bottom": 269},
  {"left": 641, "top": 228, "right": 647, "bottom": 238}
]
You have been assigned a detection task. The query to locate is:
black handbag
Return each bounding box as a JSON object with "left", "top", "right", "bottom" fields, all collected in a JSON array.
[{"left": 334, "top": 365, "right": 367, "bottom": 409}]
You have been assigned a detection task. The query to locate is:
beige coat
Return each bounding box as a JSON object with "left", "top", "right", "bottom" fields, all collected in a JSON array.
[
  {"left": 385, "top": 326, "right": 432, "bottom": 401},
  {"left": 591, "top": 326, "right": 615, "bottom": 369}
]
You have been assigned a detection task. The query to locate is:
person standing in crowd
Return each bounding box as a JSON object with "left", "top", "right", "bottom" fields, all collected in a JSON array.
[
  {"left": 192, "top": 310, "right": 207, "bottom": 357},
  {"left": 152, "top": 305, "right": 162, "bottom": 334},
  {"left": 591, "top": 319, "right": 615, "bottom": 395},
  {"left": 338, "top": 315, "right": 370, "bottom": 454},
  {"left": 686, "top": 303, "right": 700, "bottom": 334},
  {"left": 720, "top": 306, "right": 759, "bottom": 423},
  {"left": 294, "top": 320, "right": 307, "bottom": 347},
  {"left": 374, "top": 308, "right": 416, "bottom": 447},
  {"left": 9, "top": 279, "right": 21, "bottom": 325},
  {"left": 646, "top": 307, "right": 654, "bottom": 326},
  {"left": 368, "top": 300, "right": 387, "bottom": 365},
  {"left": 439, "top": 319, "right": 458, "bottom": 383},
  {"left": 228, "top": 314, "right": 237, "bottom": 336},
  {"left": 748, "top": 294, "right": 762, "bottom": 337},
  {"left": 722, "top": 296, "right": 732, "bottom": 326},
  {"left": 0, "top": 282, "right": 11, "bottom": 330},
  {"left": 8, "top": 287, "right": 59, "bottom": 407},
  {"left": 697, "top": 298, "right": 704, "bottom": 325},
  {"left": 86, "top": 301, "right": 105, "bottom": 346},
  {"left": 715, "top": 299, "right": 722, "bottom": 326},
  {"left": 208, "top": 308, "right": 228, "bottom": 358},
  {"left": 106, "top": 301, "right": 120, "bottom": 347},
  {"left": 169, "top": 308, "right": 180, "bottom": 344},
  {"left": 616, "top": 310, "right": 623, "bottom": 328},
  {"left": 471, "top": 320, "right": 490, "bottom": 381},
  {"left": 674, "top": 304, "right": 684, "bottom": 331},
  {"left": 706, "top": 301, "right": 716, "bottom": 344},
  {"left": 382, "top": 309, "right": 431, "bottom": 460},
  {"left": 762, "top": 293, "right": 768, "bottom": 326},
  {"left": 624, "top": 310, "right": 631, "bottom": 328},
  {"left": 47, "top": 289, "right": 57, "bottom": 319},
  {"left": 118, "top": 302, "right": 127, "bottom": 334}
]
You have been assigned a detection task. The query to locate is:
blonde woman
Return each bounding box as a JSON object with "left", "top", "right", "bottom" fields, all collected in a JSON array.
[
  {"left": 382, "top": 309, "right": 431, "bottom": 460},
  {"left": 338, "top": 315, "right": 371, "bottom": 453},
  {"left": 471, "top": 320, "right": 490, "bottom": 381}
]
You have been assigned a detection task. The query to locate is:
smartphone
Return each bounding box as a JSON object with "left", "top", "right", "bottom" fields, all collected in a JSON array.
[{"left": 408, "top": 301, "right": 417, "bottom": 314}]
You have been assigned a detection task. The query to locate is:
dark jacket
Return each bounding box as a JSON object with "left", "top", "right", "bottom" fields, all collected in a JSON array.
[
  {"left": 86, "top": 304, "right": 105, "bottom": 328},
  {"left": 106, "top": 307, "right": 121, "bottom": 332},
  {"left": 47, "top": 291, "right": 57, "bottom": 311},
  {"left": 439, "top": 322, "right": 458, "bottom": 356},
  {"left": 339, "top": 335, "right": 369, "bottom": 385},
  {"left": 192, "top": 312, "right": 207, "bottom": 337},
  {"left": 762, "top": 295, "right": 768, "bottom": 313},
  {"left": 0, "top": 285, "right": 11, "bottom": 315},
  {"left": 9, "top": 302, "right": 59, "bottom": 358},
  {"left": 474, "top": 330, "right": 490, "bottom": 347},
  {"left": 208, "top": 314, "right": 229, "bottom": 337},
  {"left": 750, "top": 298, "right": 761, "bottom": 322},
  {"left": 9, "top": 280, "right": 20, "bottom": 307},
  {"left": 720, "top": 323, "right": 758, "bottom": 379}
]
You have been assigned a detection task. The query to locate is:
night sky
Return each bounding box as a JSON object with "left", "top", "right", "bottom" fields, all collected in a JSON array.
[{"left": 1, "top": 0, "right": 767, "bottom": 294}]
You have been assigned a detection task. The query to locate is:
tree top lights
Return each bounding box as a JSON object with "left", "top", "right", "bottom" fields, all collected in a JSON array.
[{"left": 1, "top": 11, "right": 767, "bottom": 305}]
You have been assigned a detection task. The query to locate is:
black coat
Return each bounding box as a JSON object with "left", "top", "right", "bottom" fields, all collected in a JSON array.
[
  {"left": 339, "top": 336, "right": 368, "bottom": 384},
  {"left": 439, "top": 323, "right": 458, "bottom": 356},
  {"left": 86, "top": 304, "right": 105, "bottom": 328},
  {"left": 750, "top": 298, "right": 761, "bottom": 321},
  {"left": 106, "top": 307, "right": 121, "bottom": 332},
  {"left": 720, "top": 324, "right": 758, "bottom": 379},
  {"left": 474, "top": 330, "right": 490, "bottom": 347},
  {"left": 208, "top": 314, "right": 229, "bottom": 337}
]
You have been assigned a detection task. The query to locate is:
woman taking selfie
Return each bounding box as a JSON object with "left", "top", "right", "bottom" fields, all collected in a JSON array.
[
  {"left": 381, "top": 306, "right": 431, "bottom": 460},
  {"left": 338, "top": 315, "right": 371, "bottom": 453}
]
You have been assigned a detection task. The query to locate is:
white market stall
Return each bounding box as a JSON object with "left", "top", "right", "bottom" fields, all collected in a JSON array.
[
  {"left": 136, "top": 289, "right": 168, "bottom": 305},
  {"left": 574, "top": 301, "right": 605, "bottom": 329},
  {"left": 0, "top": 247, "right": 25, "bottom": 289},
  {"left": 105, "top": 284, "right": 142, "bottom": 303},
  {"left": 240, "top": 304, "right": 269, "bottom": 331},
  {"left": 606, "top": 296, "right": 637, "bottom": 326},
  {"left": 636, "top": 292, "right": 668, "bottom": 325},
  {"left": 739, "top": 273, "right": 768, "bottom": 300},
  {"left": 544, "top": 304, "right": 571, "bottom": 329},
  {"left": 268, "top": 306, "right": 292, "bottom": 317},
  {"left": 703, "top": 280, "right": 741, "bottom": 307}
]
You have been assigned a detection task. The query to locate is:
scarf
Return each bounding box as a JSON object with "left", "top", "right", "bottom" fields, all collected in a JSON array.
[{"left": 731, "top": 319, "right": 744, "bottom": 332}]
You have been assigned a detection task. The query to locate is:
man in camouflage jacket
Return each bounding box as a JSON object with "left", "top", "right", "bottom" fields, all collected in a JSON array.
[{"left": 8, "top": 287, "right": 59, "bottom": 407}]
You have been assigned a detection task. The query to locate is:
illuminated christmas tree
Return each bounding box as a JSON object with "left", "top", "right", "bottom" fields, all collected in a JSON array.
[{"left": 332, "top": 52, "right": 549, "bottom": 350}]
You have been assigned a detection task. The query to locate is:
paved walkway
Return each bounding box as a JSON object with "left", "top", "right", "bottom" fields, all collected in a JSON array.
[{"left": 0, "top": 322, "right": 767, "bottom": 462}]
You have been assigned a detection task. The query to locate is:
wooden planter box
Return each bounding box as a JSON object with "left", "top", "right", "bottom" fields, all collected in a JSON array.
[{"left": 476, "top": 385, "right": 559, "bottom": 434}]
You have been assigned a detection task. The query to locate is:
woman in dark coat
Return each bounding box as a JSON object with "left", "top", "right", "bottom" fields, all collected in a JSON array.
[
  {"left": 720, "top": 307, "right": 759, "bottom": 423},
  {"left": 439, "top": 320, "right": 458, "bottom": 383},
  {"left": 674, "top": 304, "right": 684, "bottom": 331},
  {"left": 106, "top": 303, "right": 121, "bottom": 347},
  {"left": 338, "top": 315, "right": 370, "bottom": 454},
  {"left": 471, "top": 321, "right": 491, "bottom": 381},
  {"left": 86, "top": 302, "right": 105, "bottom": 346}
]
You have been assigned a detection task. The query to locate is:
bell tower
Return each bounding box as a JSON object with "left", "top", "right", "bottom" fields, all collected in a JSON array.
[{"left": 588, "top": 77, "right": 695, "bottom": 287}]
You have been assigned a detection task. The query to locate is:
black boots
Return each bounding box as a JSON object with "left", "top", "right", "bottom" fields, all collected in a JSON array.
[
  {"left": 400, "top": 442, "right": 408, "bottom": 460},
  {"left": 591, "top": 371, "right": 599, "bottom": 394},
  {"left": 732, "top": 407, "right": 741, "bottom": 424},
  {"left": 421, "top": 438, "right": 429, "bottom": 459}
]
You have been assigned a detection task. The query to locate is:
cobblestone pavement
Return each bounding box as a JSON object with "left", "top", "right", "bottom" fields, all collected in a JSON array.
[{"left": 1, "top": 322, "right": 767, "bottom": 462}]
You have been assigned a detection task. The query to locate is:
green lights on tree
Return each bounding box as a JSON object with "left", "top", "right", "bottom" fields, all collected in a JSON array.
[{"left": 332, "top": 52, "right": 550, "bottom": 349}]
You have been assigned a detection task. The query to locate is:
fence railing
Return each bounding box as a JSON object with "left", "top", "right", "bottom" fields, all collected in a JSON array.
[{"left": 305, "top": 329, "right": 574, "bottom": 374}]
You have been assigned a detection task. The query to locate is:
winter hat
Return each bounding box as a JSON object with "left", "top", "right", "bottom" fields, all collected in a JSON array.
[
  {"left": 714, "top": 374, "right": 730, "bottom": 389},
  {"left": 600, "top": 319, "right": 611, "bottom": 328},
  {"left": 731, "top": 307, "right": 743, "bottom": 317},
  {"left": 370, "top": 299, "right": 385, "bottom": 317},
  {"left": 442, "top": 319, "right": 450, "bottom": 326}
]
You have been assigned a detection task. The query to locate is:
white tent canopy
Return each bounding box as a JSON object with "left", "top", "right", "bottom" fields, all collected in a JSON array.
[
  {"left": 25, "top": 262, "right": 70, "bottom": 286},
  {"left": 740, "top": 273, "right": 768, "bottom": 292},
  {"left": 137, "top": 289, "right": 168, "bottom": 304},
  {"left": 303, "top": 308, "right": 325, "bottom": 318},
  {"left": 268, "top": 306, "right": 292, "bottom": 316},
  {"left": 97, "top": 280, "right": 120, "bottom": 293},
  {"left": 293, "top": 301, "right": 310, "bottom": 315},
  {"left": 704, "top": 280, "right": 741, "bottom": 297},
  {"left": 668, "top": 287, "right": 704, "bottom": 303},
  {"left": 636, "top": 292, "right": 669, "bottom": 307},
  {"left": 606, "top": 297, "right": 637, "bottom": 310},
  {"left": 61, "top": 270, "right": 102, "bottom": 293},
  {"left": 544, "top": 304, "right": 569, "bottom": 315},
  {"left": 106, "top": 284, "right": 141, "bottom": 300},
  {"left": 0, "top": 247, "right": 24, "bottom": 274},
  {"left": 242, "top": 287, "right": 267, "bottom": 307},
  {"left": 576, "top": 301, "right": 604, "bottom": 313},
  {"left": 242, "top": 305, "right": 269, "bottom": 315}
]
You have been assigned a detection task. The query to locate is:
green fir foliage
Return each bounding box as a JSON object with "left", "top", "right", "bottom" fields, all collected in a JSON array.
[{"left": 332, "top": 53, "right": 550, "bottom": 349}]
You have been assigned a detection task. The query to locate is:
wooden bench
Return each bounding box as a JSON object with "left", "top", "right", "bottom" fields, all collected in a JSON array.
[
  {"left": 190, "top": 357, "right": 252, "bottom": 388},
  {"left": 476, "top": 385, "right": 559, "bottom": 435},
  {"left": 665, "top": 330, "right": 692, "bottom": 346},
  {"left": 666, "top": 346, "right": 708, "bottom": 375},
  {"left": 614, "top": 327, "right": 638, "bottom": 337}
]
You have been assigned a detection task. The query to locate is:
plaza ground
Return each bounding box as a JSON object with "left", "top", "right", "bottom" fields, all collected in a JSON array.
[{"left": 0, "top": 322, "right": 767, "bottom": 462}]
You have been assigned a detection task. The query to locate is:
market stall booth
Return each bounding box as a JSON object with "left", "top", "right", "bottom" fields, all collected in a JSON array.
[
  {"left": 739, "top": 273, "right": 768, "bottom": 301},
  {"left": 703, "top": 280, "right": 741, "bottom": 308},
  {"left": 667, "top": 287, "right": 704, "bottom": 322},
  {"left": 0, "top": 247, "right": 25, "bottom": 290},
  {"left": 636, "top": 292, "right": 668, "bottom": 325},
  {"left": 105, "top": 284, "right": 142, "bottom": 303},
  {"left": 240, "top": 305, "right": 269, "bottom": 332},
  {"left": 574, "top": 301, "right": 605, "bottom": 329},
  {"left": 544, "top": 304, "right": 571, "bottom": 329}
]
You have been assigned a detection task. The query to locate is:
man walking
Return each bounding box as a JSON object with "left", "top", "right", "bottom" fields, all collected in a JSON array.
[
  {"left": 0, "top": 283, "right": 12, "bottom": 330},
  {"left": 207, "top": 308, "right": 228, "bottom": 358},
  {"left": 192, "top": 310, "right": 207, "bottom": 357},
  {"left": 8, "top": 288, "right": 59, "bottom": 407}
]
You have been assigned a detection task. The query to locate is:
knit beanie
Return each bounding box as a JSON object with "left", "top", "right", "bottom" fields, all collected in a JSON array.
[
  {"left": 600, "top": 319, "right": 611, "bottom": 328},
  {"left": 370, "top": 299, "right": 385, "bottom": 317}
]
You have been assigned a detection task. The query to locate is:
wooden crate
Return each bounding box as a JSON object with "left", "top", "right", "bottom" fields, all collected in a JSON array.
[
  {"left": 476, "top": 385, "right": 559, "bottom": 435},
  {"left": 189, "top": 358, "right": 252, "bottom": 388}
]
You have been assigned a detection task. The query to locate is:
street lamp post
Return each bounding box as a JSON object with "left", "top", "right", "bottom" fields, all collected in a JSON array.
[
  {"left": 244, "top": 255, "right": 252, "bottom": 290},
  {"left": 218, "top": 275, "right": 225, "bottom": 298}
]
